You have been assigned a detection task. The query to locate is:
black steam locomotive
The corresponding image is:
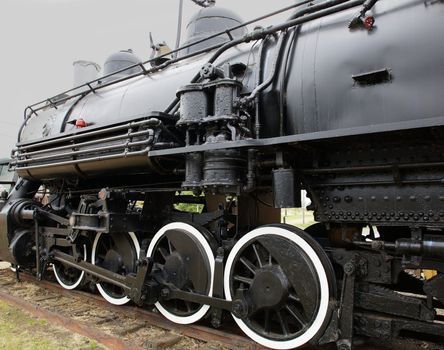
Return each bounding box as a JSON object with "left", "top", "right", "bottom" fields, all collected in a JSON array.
[{"left": 1, "top": 1, "right": 444, "bottom": 349}]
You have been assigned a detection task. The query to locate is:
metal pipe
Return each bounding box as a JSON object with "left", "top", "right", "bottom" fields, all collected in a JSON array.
[
  {"left": 17, "top": 119, "right": 157, "bottom": 150},
  {"left": 15, "top": 129, "right": 152, "bottom": 158},
  {"left": 14, "top": 147, "right": 151, "bottom": 172},
  {"left": 7, "top": 178, "right": 40, "bottom": 201},
  {"left": 254, "top": 36, "right": 269, "bottom": 139},
  {"left": 13, "top": 138, "right": 153, "bottom": 166},
  {"left": 174, "top": 0, "right": 184, "bottom": 59},
  {"left": 300, "top": 162, "right": 444, "bottom": 174},
  {"left": 19, "top": 209, "right": 34, "bottom": 221},
  {"left": 246, "top": 33, "right": 286, "bottom": 102}
]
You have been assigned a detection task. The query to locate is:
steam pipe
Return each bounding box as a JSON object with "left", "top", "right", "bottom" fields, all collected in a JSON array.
[
  {"left": 246, "top": 33, "right": 286, "bottom": 103},
  {"left": 254, "top": 36, "right": 269, "bottom": 139}
]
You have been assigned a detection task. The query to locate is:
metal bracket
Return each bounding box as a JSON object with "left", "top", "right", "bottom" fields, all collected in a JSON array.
[
  {"left": 337, "top": 260, "right": 357, "bottom": 350},
  {"left": 211, "top": 247, "right": 225, "bottom": 328}
]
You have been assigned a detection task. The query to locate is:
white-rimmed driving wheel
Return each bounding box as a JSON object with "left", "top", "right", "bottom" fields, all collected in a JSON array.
[
  {"left": 91, "top": 231, "right": 140, "bottom": 305},
  {"left": 224, "top": 224, "right": 336, "bottom": 350},
  {"left": 53, "top": 242, "right": 88, "bottom": 290},
  {"left": 147, "top": 222, "right": 216, "bottom": 325}
]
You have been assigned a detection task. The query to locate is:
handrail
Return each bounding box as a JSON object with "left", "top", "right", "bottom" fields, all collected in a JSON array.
[{"left": 23, "top": 0, "right": 314, "bottom": 119}]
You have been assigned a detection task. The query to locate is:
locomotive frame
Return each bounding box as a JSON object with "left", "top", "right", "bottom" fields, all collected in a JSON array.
[{"left": 1, "top": 0, "right": 444, "bottom": 349}]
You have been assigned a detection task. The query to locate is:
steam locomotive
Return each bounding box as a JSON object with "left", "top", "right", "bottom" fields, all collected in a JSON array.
[{"left": 1, "top": 1, "right": 444, "bottom": 349}]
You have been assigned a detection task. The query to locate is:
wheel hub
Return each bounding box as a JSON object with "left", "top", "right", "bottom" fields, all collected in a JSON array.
[
  {"left": 249, "top": 265, "right": 289, "bottom": 309},
  {"left": 164, "top": 252, "right": 188, "bottom": 289},
  {"left": 103, "top": 249, "right": 124, "bottom": 273}
]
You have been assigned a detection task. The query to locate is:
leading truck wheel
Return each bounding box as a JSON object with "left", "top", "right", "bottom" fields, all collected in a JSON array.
[
  {"left": 147, "top": 222, "right": 215, "bottom": 325},
  {"left": 91, "top": 231, "right": 140, "bottom": 305},
  {"left": 224, "top": 224, "right": 336, "bottom": 350},
  {"left": 53, "top": 242, "right": 88, "bottom": 290}
]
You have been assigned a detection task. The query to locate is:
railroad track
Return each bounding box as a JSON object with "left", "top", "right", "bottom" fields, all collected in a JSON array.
[
  {"left": 0, "top": 268, "right": 264, "bottom": 350},
  {"left": 0, "top": 268, "right": 443, "bottom": 350}
]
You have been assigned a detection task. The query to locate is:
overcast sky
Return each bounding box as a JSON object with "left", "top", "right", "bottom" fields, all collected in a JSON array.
[{"left": 0, "top": 0, "right": 295, "bottom": 157}]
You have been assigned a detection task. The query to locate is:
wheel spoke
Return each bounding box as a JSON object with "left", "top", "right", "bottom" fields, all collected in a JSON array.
[
  {"left": 184, "top": 301, "right": 193, "bottom": 312},
  {"left": 239, "top": 257, "right": 257, "bottom": 275},
  {"left": 252, "top": 244, "right": 263, "bottom": 268},
  {"left": 285, "top": 305, "right": 307, "bottom": 327},
  {"left": 167, "top": 239, "right": 174, "bottom": 254},
  {"left": 288, "top": 293, "right": 301, "bottom": 303},
  {"left": 264, "top": 309, "right": 271, "bottom": 334},
  {"left": 158, "top": 247, "right": 170, "bottom": 261},
  {"left": 277, "top": 310, "right": 290, "bottom": 336},
  {"left": 234, "top": 275, "right": 253, "bottom": 285}
]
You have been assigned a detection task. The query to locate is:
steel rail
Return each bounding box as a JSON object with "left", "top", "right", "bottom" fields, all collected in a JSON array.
[
  {"left": 0, "top": 269, "right": 265, "bottom": 350},
  {"left": 0, "top": 289, "right": 145, "bottom": 350}
]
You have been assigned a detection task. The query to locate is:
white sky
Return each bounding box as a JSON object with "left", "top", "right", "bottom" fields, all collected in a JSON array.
[{"left": 0, "top": 0, "right": 295, "bottom": 156}]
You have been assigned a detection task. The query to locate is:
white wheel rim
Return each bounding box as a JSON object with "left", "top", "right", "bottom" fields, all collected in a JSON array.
[
  {"left": 91, "top": 232, "right": 140, "bottom": 305},
  {"left": 147, "top": 222, "right": 215, "bottom": 325},
  {"left": 53, "top": 244, "right": 87, "bottom": 290},
  {"left": 224, "top": 226, "right": 330, "bottom": 350}
]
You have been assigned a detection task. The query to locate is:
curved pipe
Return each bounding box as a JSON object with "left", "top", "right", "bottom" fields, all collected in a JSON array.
[
  {"left": 246, "top": 33, "right": 286, "bottom": 103},
  {"left": 254, "top": 36, "right": 269, "bottom": 139}
]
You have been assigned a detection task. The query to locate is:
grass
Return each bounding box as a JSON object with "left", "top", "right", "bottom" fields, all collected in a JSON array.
[
  {"left": 281, "top": 208, "right": 316, "bottom": 229},
  {"left": 0, "top": 301, "right": 103, "bottom": 350}
]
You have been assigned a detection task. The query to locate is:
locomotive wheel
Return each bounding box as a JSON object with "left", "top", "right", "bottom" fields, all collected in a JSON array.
[
  {"left": 147, "top": 222, "right": 215, "bottom": 325},
  {"left": 224, "top": 224, "right": 336, "bottom": 350},
  {"left": 91, "top": 232, "right": 140, "bottom": 305},
  {"left": 53, "top": 243, "right": 88, "bottom": 290}
]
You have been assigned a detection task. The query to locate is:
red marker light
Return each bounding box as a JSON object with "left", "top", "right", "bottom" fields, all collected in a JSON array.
[
  {"left": 364, "top": 16, "right": 375, "bottom": 30},
  {"left": 75, "top": 118, "right": 87, "bottom": 128}
]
